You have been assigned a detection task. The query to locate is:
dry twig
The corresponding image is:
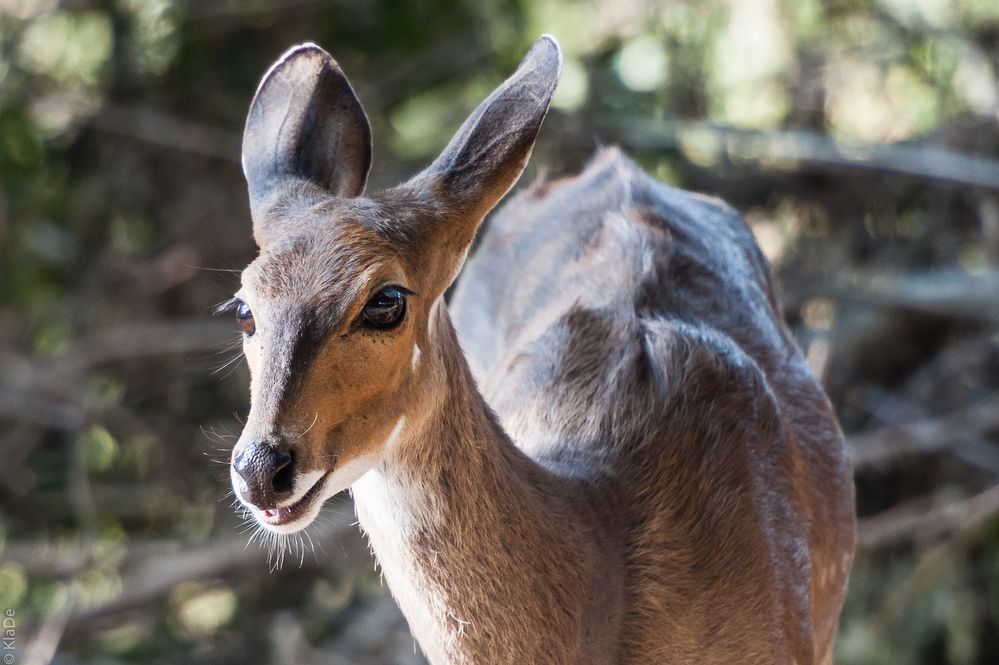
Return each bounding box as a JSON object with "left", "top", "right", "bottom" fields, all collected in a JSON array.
[{"left": 857, "top": 484, "right": 999, "bottom": 550}]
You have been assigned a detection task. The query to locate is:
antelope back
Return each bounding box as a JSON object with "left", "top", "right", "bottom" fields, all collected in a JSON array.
[{"left": 450, "top": 149, "right": 855, "bottom": 661}]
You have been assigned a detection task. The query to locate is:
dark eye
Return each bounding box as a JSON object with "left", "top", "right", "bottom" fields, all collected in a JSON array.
[
  {"left": 363, "top": 286, "right": 407, "bottom": 329},
  {"left": 236, "top": 301, "right": 256, "bottom": 336}
]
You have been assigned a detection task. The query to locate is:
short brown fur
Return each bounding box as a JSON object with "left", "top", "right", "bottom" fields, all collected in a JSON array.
[{"left": 229, "top": 37, "right": 855, "bottom": 665}]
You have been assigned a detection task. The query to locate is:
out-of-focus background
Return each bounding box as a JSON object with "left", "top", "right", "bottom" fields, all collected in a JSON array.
[{"left": 1, "top": 0, "right": 997, "bottom": 663}]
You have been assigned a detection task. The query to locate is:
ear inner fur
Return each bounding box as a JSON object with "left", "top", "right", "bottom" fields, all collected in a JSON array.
[
  {"left": 242, "top": 43, "right": 372, "bottom": 245},
  {"left": 418, "top": 35, "right": 562, "bottom": 239}
]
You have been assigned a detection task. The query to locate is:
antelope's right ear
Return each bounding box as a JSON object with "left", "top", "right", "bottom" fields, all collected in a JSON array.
[
  {"left": 242, "top": 43, "right": 372, "bottom": 244},
  {"left": 420, "top": 35, "right": 561, "bottom": 230}
]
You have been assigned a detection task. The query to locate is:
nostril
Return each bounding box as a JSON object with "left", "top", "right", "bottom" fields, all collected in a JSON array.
[
  {"left": 271, "top": 449, "right": 294, "bottom": 494},
  {"left": 233, "top": 443, "right": 294, "bottom": 501}
]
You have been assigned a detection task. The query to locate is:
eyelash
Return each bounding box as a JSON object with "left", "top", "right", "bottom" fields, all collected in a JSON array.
[
  {"left": 214, "top": 287, "right": 419, "bottom": 328},
  {"left": 213, "top": 297, "right": 240, "bottom": 315}
]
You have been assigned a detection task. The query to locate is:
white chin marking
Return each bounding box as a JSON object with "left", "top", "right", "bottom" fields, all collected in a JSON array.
[
  {"left": 278, "top": 469, "right": 325, "bottom": 508},
  {"left": 326, "top": 454, "right": 379, "bottom": 494},
  {"left": 253, "top": 484, "right": 327, "bottom": 534},
  {"left": 250, "top": 457, "right": 378, "bottom": 534},
  {"left": 256, "top": 517, "right": 317, "bottom": 535}
]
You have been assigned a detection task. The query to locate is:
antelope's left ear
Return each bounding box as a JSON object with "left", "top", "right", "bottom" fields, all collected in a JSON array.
[
  {"left": 421, "top": 35, "right": 562, "bottom": 225},
  {"left": 242, "top": 43, "right": 372, "bottom": 244}
]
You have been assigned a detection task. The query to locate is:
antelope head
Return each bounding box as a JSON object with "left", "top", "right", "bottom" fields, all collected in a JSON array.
[{"left": 228, "top": 37, "right": 561, "bottom": 534}]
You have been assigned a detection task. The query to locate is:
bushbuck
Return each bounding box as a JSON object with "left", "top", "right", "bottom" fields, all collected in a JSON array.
[{"left": 226, "top": 35, "right": 855, "bottom": 664}]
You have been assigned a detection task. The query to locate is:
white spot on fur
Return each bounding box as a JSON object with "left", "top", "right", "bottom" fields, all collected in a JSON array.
[
  {"left": 352, "top": 417, "right": 430, "bottom": 539},
  {"left": 327, "top": 454, "right": 379, "bottom": 495},
  {"left": 351, "top": 464, "right": 445, "bottom": 657},
  {"left": 411, "top": 344, "right": 421, "bottom": 371},
  {"left": 385, "top": 416, "right": 407, "bottom": 451},
  {"left": 427, "top": 298, "right": 441, "bottom": 342},
  {"left": 352, "top": 466, "right": 409, "bottom": 536},
  {"left": 350, "top": 421, "right": 453, "bottom": 662}
]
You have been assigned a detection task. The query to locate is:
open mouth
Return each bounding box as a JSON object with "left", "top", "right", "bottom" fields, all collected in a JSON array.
[{"left": 258, "top": 471, "right": 329, "bottom": 526}]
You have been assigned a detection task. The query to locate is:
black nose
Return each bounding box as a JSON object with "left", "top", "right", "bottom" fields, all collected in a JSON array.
[{"left": 233, "top": 442, "right": 294, "bottom": 507}]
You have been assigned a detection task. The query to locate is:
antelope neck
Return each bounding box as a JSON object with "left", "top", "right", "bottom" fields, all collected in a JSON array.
[
  {"left": 352, "top": 299, "right": 547, "bottom": 542},
  {"left": 350, "top": 302, "right": 570, "bottom": 662}
]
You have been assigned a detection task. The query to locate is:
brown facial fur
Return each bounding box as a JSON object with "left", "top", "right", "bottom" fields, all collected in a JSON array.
[{"left": 239, "top": 219, "right": 404, "bottom": 468}]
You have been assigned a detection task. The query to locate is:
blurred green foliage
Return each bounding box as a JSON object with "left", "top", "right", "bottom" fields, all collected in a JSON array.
[{"left": 1, "top": 1, "right": 998, "bottom": 663}]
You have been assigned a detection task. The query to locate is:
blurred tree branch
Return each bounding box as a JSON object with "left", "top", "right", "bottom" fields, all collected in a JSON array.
[
  {"left": 850, "top": 397, "right": 999, "bottom": 474},
  {"left": 0, "top": 320, "right": 233, "bottom": 430},
  {"left": 609, "top": 120, "right": 999, "bottom": 191},
  {"left": 857, "top": 484, "right": 999, "bottom": 551}
]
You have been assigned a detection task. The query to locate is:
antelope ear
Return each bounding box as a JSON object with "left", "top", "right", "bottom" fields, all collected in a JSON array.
[
  {"left": 422, "top": 35, "right": 561, "bottom": 224},
  {"left": 242, "top": 43, "right": 372, "bottom": 241}
]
